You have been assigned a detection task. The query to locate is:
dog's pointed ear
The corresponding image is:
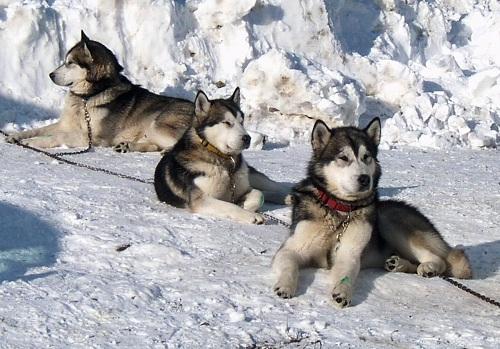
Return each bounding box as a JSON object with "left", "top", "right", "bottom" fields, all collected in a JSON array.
[
  {"left": 229, "top": 87, "right": 240, "bottom": 106},
  {"left": 195, "top": 90, "right": 211, "bottom": 119},
  {"left": 80, "top": 31, "right": 93, "bottom": 62},
  {"left": 311, "top": 119, "right": 330, "bottom": 152},
  {"left": 81, "top": 30, "right": 90, "bottom": 43},
  {"left": 365, "top": 117, "right": 381, "bottom": 146}
]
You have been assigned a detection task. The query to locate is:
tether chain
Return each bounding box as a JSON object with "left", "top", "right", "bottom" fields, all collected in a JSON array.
[
  {"left": 2, "top": 114, "right": 500, "bottom": 309},
  {"left": 52, "top": 97, "right": 93, "bottom": 156},
  {"left": 0, "top": 98, "right": 153, "bottom": 184},
  {"left": 1, "top": 128, "right": 153, "bottom": 184},
  {"left": 439, "top": 275, "right": 500, "bottom": 309},
  {"left": 333, "top": 212, "right": 351, "bottom": 254},
  {"left": 261, "top": 212, "right": 291, "bottom": 227}
]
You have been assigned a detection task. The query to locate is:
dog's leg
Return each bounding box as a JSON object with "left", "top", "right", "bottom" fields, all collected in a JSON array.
[
  {"left": 114, "top": 141, "right": 161, "bottom": 153},
  {"left": 329, "top": 220, "right": 372, "bottom": 308},
  {"left": 384, "top": 255, "right": 418, "bottom": 273},
  {"left": 145, "top": 120, "right": 189, "bottom": 153},
  {"left": 240, "top": 188, "right": 264, "bottom": 212},
  {"left": 411, "top": 244, "right": 447, "bottom": 278},
  {"left": 6, "top": 123, "right": 61, "bottom": 143},
  {"left": 22, "top": 132, "right": 87, "bottom": 149},
  {"left": 190, "top": 196, "right": 265, "bottom": 224},
  {"left": 272, "top": 248, "right": 301, "bottom": 298},
  {"left": 272, "top": 220, "right": 326, "bottom": 299},
  {"left": 248, "top": 166, "right": 292, "bottom": 205}
]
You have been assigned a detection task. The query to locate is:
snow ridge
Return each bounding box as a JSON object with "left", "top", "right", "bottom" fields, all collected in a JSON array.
[{"left": 1, "top": 0, "right": 499, "bottom": 148}]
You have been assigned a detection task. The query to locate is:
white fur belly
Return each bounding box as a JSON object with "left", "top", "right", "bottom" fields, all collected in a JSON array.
[{"left": 194, "top": 171, "right": 231, "bottom": 201}]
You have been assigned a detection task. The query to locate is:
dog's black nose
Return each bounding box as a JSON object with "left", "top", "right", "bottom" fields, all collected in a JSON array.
[
  {"left": 242, "top": 135, "right": 251, "bottom": 148},
  {"left": 358, "top": 175, "right": 370, "bottom": 189},
  {"left": 49, "top": 72, "right": 55, "bottom": 81}
]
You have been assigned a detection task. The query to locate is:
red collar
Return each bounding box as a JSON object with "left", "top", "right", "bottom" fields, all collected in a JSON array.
[{"left": 314, "top": 188, "right": 354, "bottom": 213}]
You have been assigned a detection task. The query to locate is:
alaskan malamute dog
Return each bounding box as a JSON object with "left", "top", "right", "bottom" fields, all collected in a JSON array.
[
  {"left": 272, "top": 118, "right": 472, "bottom": 307},
  {"left": 7, "top": 31, "right": 193, "bottom": 153},
  {"left": 154, "top": 88, "right": 290, "bottom": 224}
]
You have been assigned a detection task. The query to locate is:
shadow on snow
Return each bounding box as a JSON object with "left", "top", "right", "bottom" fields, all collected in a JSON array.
[{"left": 0, "top": 202, "right": 59, "bottom": 283}]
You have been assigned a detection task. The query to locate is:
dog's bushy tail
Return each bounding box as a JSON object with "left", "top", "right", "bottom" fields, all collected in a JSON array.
[{"left": 446, "top": 247, "right": 472, "bottom": 279}]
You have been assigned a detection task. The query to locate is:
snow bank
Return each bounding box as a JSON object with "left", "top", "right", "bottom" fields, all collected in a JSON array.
[{"left": 0, "top": 0, "right": 499, "bottom": 148}]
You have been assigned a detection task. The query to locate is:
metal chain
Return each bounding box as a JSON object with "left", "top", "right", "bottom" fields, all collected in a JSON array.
[
  {"left": 0, "top": 98, "right": 153, "bottom": 184},
  {"left": 229, "top": 156, "right": 237, "bottom": 203},
  {"left": 333, "top": 212, "right": 351, "bottom": 253},
  {"left": 53, "top": 97, "right": 93, "bottom": 156},
  {"left": 0, "top": 129, "right": 153, "bottom": 184},
  {"left": 439, "top": 275, "right": 500, "bottom": 309},
  {"left": 261, "top": 212, "right": 291, "bottom": 227}
]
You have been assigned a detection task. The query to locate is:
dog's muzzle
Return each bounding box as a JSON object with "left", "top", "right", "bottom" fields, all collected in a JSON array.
[{"left": 357, "top": 175, "right": 370, "bottom": 191}]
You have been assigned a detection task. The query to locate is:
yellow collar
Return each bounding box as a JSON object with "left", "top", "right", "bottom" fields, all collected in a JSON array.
[{"left": 196, "top": 133, "right": 233, "bottom": 160}]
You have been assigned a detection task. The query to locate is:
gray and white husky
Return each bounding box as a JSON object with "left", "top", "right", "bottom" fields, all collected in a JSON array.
[
  {"left": 7, "top": 31, "right": 193, "bottom": 153},
  {"left": 154, "top": 88, "right": 290, "bottom": 224},
  {"left": 272, "top": 118, "right": 472, "bottom": 307}
]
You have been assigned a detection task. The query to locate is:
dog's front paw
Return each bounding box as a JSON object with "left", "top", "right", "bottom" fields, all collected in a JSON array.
[
  {"left": 250, "top": 212, "right": 265, "bottom": 225},
  {"left": 331, "top": 283, "right": 352, "bottom": 308},
  {"left": 273, "top": 278, "right": 297, "bottom": 299},
  {"left": 385, "top": 255, "right": 407, "bottom": 272},
  {"left": 235, "top": 212, "right": 265, "bottom": 225},
  {"left": 114, "top": 142, "right": 130, "bottom": 153},
  {"left": 417, "top": 262, "right": 443, "bottom": 278},
  {"left": 5, "top": 134, "right": 20, "bottom": 144}
]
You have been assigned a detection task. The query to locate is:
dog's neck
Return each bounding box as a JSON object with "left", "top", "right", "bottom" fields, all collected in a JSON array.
[
  {"left": 193, "top": 132, "right": 233, "bottom": 160},
  {"left": 312, "top": 184, "right": 375, "bottom": 213},
  {"left": 70, "top": 75, "right": 131, "bottom": 100}
]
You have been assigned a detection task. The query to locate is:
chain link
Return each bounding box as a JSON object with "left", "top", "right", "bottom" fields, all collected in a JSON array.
[
  {"left": 261, "top": 212, "right": 291, "bottom": 227},
  {"left": 0, "top": 98, "right": 153, "bottom": 184},
  {"left": 439, "top": 275, "right": 500, "bottom": 309},
  {"left": 52, "top": 97, "right": 93, "bottom": 156},
  {"left": 333, "top": 212, "right": 351, "bottom": 253}
]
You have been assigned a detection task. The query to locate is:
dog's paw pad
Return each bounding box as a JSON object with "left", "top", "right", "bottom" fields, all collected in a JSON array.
[
  {"left": 385, "top": 255, "right": 403, "bottom": 272},
  {"left": 252, "top": 213, "right": 265, "bottom": 225},
  {"left": 331, "top": 292, "right": 351, "bottom": 308},
  {"left": 114, "top": 142, "right": 130, "bottom": 153},
  {"left": 417, "top": 262, "right": 441, "bottom": 278},
  {"left": 273, "top": 283, "right": 295, "bottom": 299},
  {"left": 331, "top": 284, "right": 352, "bottom": 309}
]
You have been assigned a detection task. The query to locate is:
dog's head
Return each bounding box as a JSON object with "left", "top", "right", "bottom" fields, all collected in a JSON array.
[
  {"left": 49, "top": 31, "right": 123, "bottom": 94},
  {"left": 308, "top": 118, "right": 381, "bottom": 202},
  {"left": 193, "top": 88, "right": 251, "bottom": 155}
]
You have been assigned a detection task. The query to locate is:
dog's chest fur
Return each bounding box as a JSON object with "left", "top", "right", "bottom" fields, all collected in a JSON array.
[
  {"left": 289, "top": 185, "right": 376, "bottom": 267},
  {"left": 61, "top": 85, "right": 137, "bottom": 146},
  {"left": 192, "top": 158, "right": 250, "bottom": 201}
]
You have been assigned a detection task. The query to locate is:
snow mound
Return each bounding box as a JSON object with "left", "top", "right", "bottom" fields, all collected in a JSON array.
[{"left": 0, "top": 0, "right": 499, "bottom": 148}]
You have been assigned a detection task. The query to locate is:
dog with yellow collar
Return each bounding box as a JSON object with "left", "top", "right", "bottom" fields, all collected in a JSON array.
[{"left": 154, "top": 88, "right": 291, "bottom": 224}]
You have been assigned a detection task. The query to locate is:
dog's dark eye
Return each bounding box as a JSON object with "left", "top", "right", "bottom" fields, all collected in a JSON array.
[
  {"left": 338, "top": 155, "right": 349, "bottom": 162},
  {"left": 363, "top": 154, "right": 372, "bottom": 161},
  {"left": 223, "top": 121, "right": 232, "bottom": 127}
]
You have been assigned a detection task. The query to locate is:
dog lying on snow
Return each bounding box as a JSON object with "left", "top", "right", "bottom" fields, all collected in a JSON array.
[
  {"left": 272, "top": 118, "right": 472, "bottom": 307},
  {"left": 7, "top": 31, "right": 193, "bottom": 153},
  {"left": 154, "top": 88, "right": 291, "bottom": 224}
]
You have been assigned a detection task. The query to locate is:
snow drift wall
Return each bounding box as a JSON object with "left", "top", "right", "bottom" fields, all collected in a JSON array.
[{"left": 0, "top": 0, "right": 499, "bottom": 149}]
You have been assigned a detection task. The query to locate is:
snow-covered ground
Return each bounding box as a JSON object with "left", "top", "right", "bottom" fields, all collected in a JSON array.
[
  {"left": 1, "top": 0, "right": 499, "bottom": 148},
  {"left": 1, "top": 142, "right": 499, "bottom": 348},
  {"left": 1, "top": 1, "right": 500, "bottom": 347}
]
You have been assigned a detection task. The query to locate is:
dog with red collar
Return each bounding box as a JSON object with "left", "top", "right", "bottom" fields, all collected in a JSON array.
[{"left": 272, "top": 118, "right": 472, "bottom": 308}]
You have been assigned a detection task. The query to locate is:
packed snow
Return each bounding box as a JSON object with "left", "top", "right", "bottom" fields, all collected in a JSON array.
[
  {"left": 0, "top": 0, "right": 499, "bottom": 148},
  {"left": 1, "top": 143, "right": 499, "bottom": 348},
  {"left": 1, "top": 0, "right": 500, "bottom": 348}
]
